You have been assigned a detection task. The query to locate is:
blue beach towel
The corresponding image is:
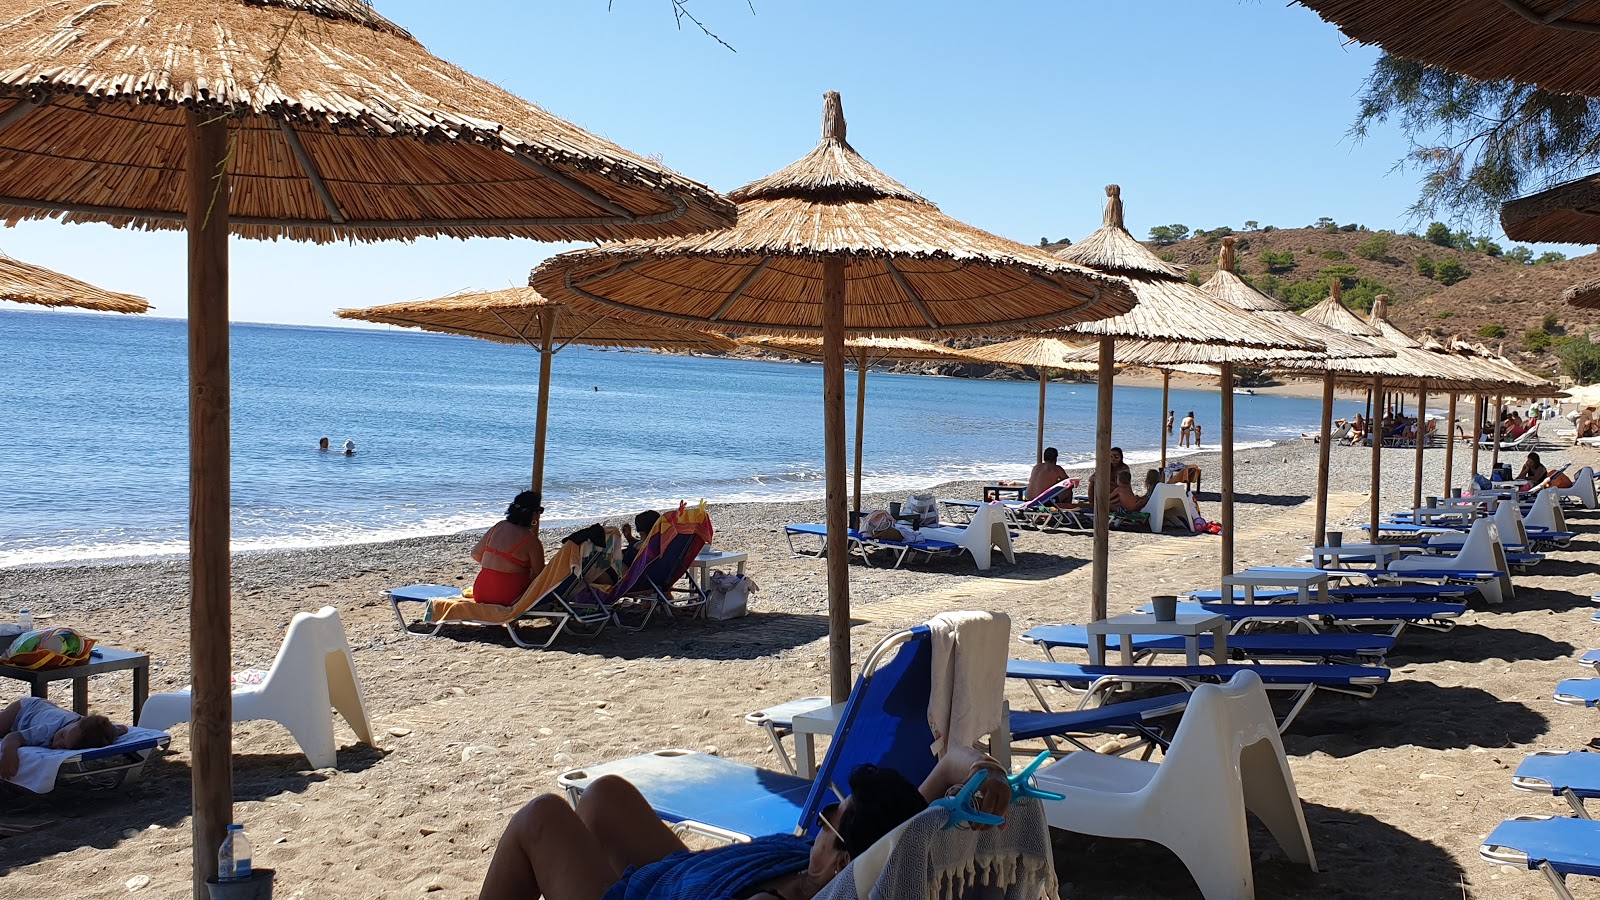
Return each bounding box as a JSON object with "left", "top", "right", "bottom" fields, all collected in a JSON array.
[{"left": 604, "top": 834, "right": 811, "bottom": 900}]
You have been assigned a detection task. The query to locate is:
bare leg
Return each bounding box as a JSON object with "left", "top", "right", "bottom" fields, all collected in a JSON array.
[
  {"left": 577, "top": 775, "right": 688, "bottom": 873},
  {"left": 479, "top": 794, "right": 620, "bottom": 900}
]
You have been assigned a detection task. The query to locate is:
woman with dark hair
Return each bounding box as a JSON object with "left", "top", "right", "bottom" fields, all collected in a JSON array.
[
  {"left": 470, "top": 491, "right": 545, "bottom": 606},
  {"left": 477, "top": 747, "right": 1010, "bottom": 900}
]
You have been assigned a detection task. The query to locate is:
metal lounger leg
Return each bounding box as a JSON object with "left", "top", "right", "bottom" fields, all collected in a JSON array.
[
  {"left": 1562, "top": 788, "right": 1591, "bottom": 819},
  {"left": 1539, "top": 862, "right": 1578, "bottom": 900},
  {"left": 505, "top": 613, "right": 571, "bottom": 650}
]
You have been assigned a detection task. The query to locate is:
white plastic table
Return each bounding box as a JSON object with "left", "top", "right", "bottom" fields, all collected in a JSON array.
[
  {"left": 1087, "top": 613, "right": 1227, "bottom": 666},
  {"left": 1220, "top": 570, "right": 1329, "bottom": 604},
  {"left": 691, "top": 549, "right": 748, "bottom": 592},
  {"left": 1411, "top": 507, "right": 1474, "bottom": 526},
  {"left": 791, "top": 702, "right": 846, "bottom": 778},
  {"left": 1312, "top": 543, "right": 1413, "bottom": 570}
]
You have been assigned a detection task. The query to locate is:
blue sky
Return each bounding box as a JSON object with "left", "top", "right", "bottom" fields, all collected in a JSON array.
[{"left": 0, "top": 1, "right": 1556, "bottom": 326}]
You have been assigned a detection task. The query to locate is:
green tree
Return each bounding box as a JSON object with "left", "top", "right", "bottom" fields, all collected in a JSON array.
[
  {"left": 1243, "top": 220, "right": 1259, "bottom": 230},
  {"left": 1471, "top": 236, "right": 1503, "bottom": 256},
  {"left": 1416, "top": 255, "right": 1436, "bottom": 278},
  {"left": 1259, "top": 250, "right": 1296, "bottom": 273},
  {"left": 1556, "top": 337, "right": 1600, "bottom": 384},
  {"left": 1504, "top": 246, "right": 1534, "bottom": 265},
  {"left": 1536, "top": 251, "right": 1568, "bottom": 264},
  {"left": 1433, "top": 257, "right": 1471, "bottom": 285},
  {"left": 1544, "top": 312, "right": 1562, "bottom": 333},
  {"left": 1354, "top": 232, "right": 1391, "bottom": 260},
  {"left": 1312, "top": 216, "right": 1338, "bottom": 232},
  {"left": 1479, "top": 323, "right": 1507, "bottom": 339},
  {"left": 1147, "top": 224, "right": 1190, "bottom": 245},
  {"left": 1424, "top": 222, "right": 1455, "bottom": 247},
  {"left": 1320, "top": 249, "right": 1348, "bottom": 260},
  {"left": 1525, "top": 328, "right": 1552, "bottom": 352},
  {"left": 1353, "top": 54, "right": 1600, "bottom": 221}
]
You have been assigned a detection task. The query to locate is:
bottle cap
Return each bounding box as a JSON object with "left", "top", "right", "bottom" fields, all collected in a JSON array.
[{"left": 228, "top": 824, "right": 243, "bottom": 831}]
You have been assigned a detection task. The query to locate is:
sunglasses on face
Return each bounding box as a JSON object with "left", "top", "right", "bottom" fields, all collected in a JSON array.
[{"left": 816, "top": 802, "right": 845, "bottom": 847}]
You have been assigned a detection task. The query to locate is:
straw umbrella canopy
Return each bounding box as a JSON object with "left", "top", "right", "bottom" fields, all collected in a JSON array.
[
  {"left": 963, "top": 335, "right": 1105, "bottom": 465},
  {"left": 532, "top": 92, "right": 1138, "bottom": 703},
  {"left": 738, "top": 334, "right": 976, "bottom": 515},
  {"left": 1562, "top": 274, "right": 1600, "bottom": 309},
  {"left": 1052, "top": 186, "right": 1321, "bottom": 620},
  {"left": 338, "top": 289, "right": 736, "bottom": 494},
  {"left": 1295, "top": 1, "right": 1600, "bottom": 98},
  {"left": 0, "top": 254, "right": 147, "bottom": 313},
  {"left": 0, "top": 2, "right": 736, "bottom": 892}
]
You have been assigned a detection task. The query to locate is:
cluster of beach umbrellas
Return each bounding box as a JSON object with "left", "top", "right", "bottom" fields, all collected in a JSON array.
[{"left": 0, "top": 2, "right": 1573, "bottom": 895}]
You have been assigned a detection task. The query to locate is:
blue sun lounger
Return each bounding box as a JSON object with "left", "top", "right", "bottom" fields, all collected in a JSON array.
[
  {"left": 5, "top": 728, "right": 172, "bottom": 793},
  {"left": 1019, "top": 624, "right": 1394, "bottom": 665},
  {"left": 1138, "top": 600, "right": 1466, "bottom": 638},
  {"left": 941, "top": 480, "right": 1082, "bottom": 530},
  {"left": 1513, "top": 751, "right": 1600, "bottom": 818},
  {"left": 1184, "top": 584, "right": 1477, "bottom": 603},
  {"left": 1008, "top": 693, "right": 1191, "bottom": 754},
  {"left": 558, "top": 625, "right": 947, "bottom": 843},
  {"left": 1481, "top": 816, "right": 1600, "bottom": 900},
  {"left": 783, "top": 523, "right": 963, "bottom": 568},
  {"left": 1581, "top": 650, "right": 1600, "bottom": 674},
  {"left": 1006, "top": 659, "right": 1390, "bottom": 732},
  {"left": 1555, "top": 679, "right": 1600, "bottom": 708}
]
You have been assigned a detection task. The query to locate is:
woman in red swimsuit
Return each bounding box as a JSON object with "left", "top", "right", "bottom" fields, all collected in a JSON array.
[{"left": 470, "top": 491, "right": 546, "bottom": 606}]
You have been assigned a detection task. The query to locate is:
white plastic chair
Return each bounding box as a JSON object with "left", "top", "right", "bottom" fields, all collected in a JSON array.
[
  {"left": 1526, "top": 490, "right": 1570, "bottom": 534},
  {"left": 1145, "top": 483, "right": 1199, "bottom": 533},
  {"left": 1550, "top": 466, "right": 1598, "bottom": 510},
  {"left": 1034, "top": 670, "right": 1316, "bottom": 900},
  {"left": 1429, "top": 497, "right": 1527, "bottom": 551},
  {"left": 138, "top": 606, "right": 374, "bottom": 769},
  {"left": 1389, "top": 517, "right": 1511, "bottom": 604},
  {"left": 927, "top": 502, "right": 1014, "bottom": 570}
]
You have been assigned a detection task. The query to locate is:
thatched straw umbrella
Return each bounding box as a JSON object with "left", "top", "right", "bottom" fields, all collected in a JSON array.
[
  {"left": 962, "top": 335, "right": 1104, "bottom": 465},
  {"left": 1502, "top": 175, "right": 1600, "bottom": 245},
  {"left": 1199, "top": 237, "right": 1395, "bottom": 547},
  {"left": 532, "top": 92, "right": 1138, "bottom": 702},
  {"left": 0, "top": 254, "right": 147, "bottom": 313},
  {"left": 1053, "top": 186, "right": 1320, "bottom": 621},
  {"left": 1562, "top": 274, "right": 1600, "bottom": 309},
  {"left": 338, "top": 289, "right": 736, "bottom": 494},
  {"left": 737, "top": 335, "right": 977, "bottom": 515},
  {"left": 1296, "top": 1, "right": 1600, "bottom": 97},
  {"left": 0, "top": 1, "right": 734, "bottom": 892}
]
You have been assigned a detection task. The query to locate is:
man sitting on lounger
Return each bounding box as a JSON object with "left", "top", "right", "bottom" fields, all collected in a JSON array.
[
  {"left": 477, "top": 746, "right": 1011, "bottom": 900},
  {"left": 1025, "top": 447, "right": 1068, "bottom": 502},
  {"left": 0, "top": 697, "right": 125, "bottom": 780}
]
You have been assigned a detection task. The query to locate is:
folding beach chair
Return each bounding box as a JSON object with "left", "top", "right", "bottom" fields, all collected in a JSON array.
[
  {"left": 1481, "top": 816, "right": 1600, "bottom": 900},
  {"left": 1006, "top": 658, "right": 1391, "bottom": 732},
  {"left": 783, "top": 523, "right": 964, "bottom": 568},
  {"left": 632, "top": 500, "right": 715, "bottom": 618},
  {"left": 558, "top": 622, "right": 988, "bottom": 843},
  {"left": 942, "top": 479, "right": 1082, "bottom": 530},
  {"left": 3, "top": 727, "right": 171, "bottom": 793}
]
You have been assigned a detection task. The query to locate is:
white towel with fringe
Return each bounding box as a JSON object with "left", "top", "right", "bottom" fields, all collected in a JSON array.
[
  {"left": 925, "top": 610, "right": 1009, "bottom": 756},
  {"left": 814, "top": 800, "right": 1058, "bottom": 900}
]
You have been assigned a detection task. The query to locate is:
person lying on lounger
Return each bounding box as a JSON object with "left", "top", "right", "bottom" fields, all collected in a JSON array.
[
  {"left": 0, "top": 697, "right": 125, "bottom": 780},
  {"left": 476, "top": 746, "right": 1011, "bottom": 900},
  {"left": 620, "top": 510, "right": 662, "bottom": 567}
]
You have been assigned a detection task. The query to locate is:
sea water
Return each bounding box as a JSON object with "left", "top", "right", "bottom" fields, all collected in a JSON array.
[{"left": 0, "top": 309, "right": 1364, "bottom": 567}]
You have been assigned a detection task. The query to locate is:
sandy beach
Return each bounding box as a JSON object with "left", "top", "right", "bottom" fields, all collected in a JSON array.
[{"left": 2, "top": 438, "right": 1597, "bottom": 899}]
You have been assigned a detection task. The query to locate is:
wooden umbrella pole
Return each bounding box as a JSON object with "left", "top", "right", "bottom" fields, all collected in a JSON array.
[
  {"left": 1220, "top": 363, "right": 1236, "bottom": 578},
  {"left": 186, "top": 110, "right": 232, "bottom": 900},
  {"left": 1036, "top": 369, "right": 1046, "bottom": 464},
  {"left": 1314, "top": 371, "right": 1334, "bottom": 547},
  {"left": 1491, "top": 395, "right": 1505, "bottom": 474},
  {"left": 531, "top": 308, "right": 556, "bottom": 493},
  {"left": 1412, "top": 386, "right": 1427, "bottom": 509},
  {"left": 853, "top": 359, "right": 867, "bottom": 513},
  {"left": 1370, "top": 376, "right": 1384, "bottom": 540},
  {"left": 1089, "top": 338, "right": 1114, "bottom": 660},
  {"left": 822, "top": 257, "right": 850, "bottom": 704},
  {"left": 1159, "top": 369, "right": 1170, "bottom": 469},
  {"left": 1470, "top": 395, "right": 1483, "bottom": 479},
  {"left": 1443, "top": 393, "right": 1458, "bottom": 497}
]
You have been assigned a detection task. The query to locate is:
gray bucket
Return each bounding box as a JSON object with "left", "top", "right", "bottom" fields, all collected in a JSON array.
[{"left": 206, "top": 869, "right": 274, "bottom": 900}]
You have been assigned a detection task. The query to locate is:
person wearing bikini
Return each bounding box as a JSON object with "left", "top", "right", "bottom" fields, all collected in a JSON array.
[{"left": 470, "top": 491, "right": 545, "bottom": 606}]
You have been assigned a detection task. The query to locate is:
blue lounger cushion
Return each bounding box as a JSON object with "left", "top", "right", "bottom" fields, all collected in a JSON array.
[
  {"left": 386, "top": 584, "right": 465, "bottom": 603},
  {"left": 1555, "top": 678, "right": 1600, "bottom": 708},
  {"left": 1185, "top": 584, "right": 1475, "bottom": 603},
  {"left": 1139, "top": 600, "right": 1467, "bottom": 622},
  {"left": 560, "top": 750, "right": 812, "bottom": 840},
  {"left": 1019, "top": 624, "right": 1393, "bottom": 659},
  {"left": 1006, "top": 659, "right": 1390, "bottom": 687},
  {"left": 1514, "top": 752, "right": 1600, "bottom": 800},
  {"left": 1581, "top": 649, "right": 1600, "bottom": 671},
  {"left": 1483, "top": 817, "right": 1600, "bottom": 878},
  {"left": 1008, "top": 694, "right": 1190, "bottom": 741},
  {"left": 1246, "top": 564, "right": 1506, "bottom": 581},
  {"left": 784, "top": 523, "right": 961, "bottom": 553}
]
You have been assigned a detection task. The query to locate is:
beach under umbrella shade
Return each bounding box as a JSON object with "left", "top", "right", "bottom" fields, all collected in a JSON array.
[
  {"left": 963, "top": 335, "right": 1105, "bottom": 465},
  {"left": 1052, "top": 186, "right": 1322, "bottom": 621},
  {"left": 738, "top": 335, "right": 977, "bottom": 514},
  {"left": 0, "top": 254, "right": 147, "bottom": 313},
  {"left": 338, "top": 289, "right": 736, "bottom": 495},
  {"left": 532, "top": 91, "right": 1138, "bottom": 703},
  {"left": 0, "top": 2, "right": 737, "bottom": 894}
]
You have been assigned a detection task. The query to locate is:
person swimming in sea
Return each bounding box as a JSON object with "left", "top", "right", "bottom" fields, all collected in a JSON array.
[
  {"left": 342, "top": 439, "right": 356, "bottom": 455},
  {"left": 318, "top": 437, "right": 330, "bottom": 451}
]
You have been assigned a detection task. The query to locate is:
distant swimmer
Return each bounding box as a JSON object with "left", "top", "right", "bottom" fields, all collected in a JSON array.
[
  {"left": 593, "top": 386, "right": 599, "bottom": 392},
  {"left": 342, "top": 439, "right": 356, "bottom": 455},
  {"left": 318, "top": 437, "right": 330, "bottom": 451}
]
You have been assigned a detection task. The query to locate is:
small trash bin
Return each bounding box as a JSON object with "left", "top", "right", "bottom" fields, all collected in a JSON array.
[{"left": 206, "top": 869, "right": 274, "bottom": 900}]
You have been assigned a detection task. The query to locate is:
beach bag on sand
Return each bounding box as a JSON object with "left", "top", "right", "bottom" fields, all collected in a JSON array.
[
  {"left": 902, "top": 492, "right": 939, "bottom": 526},
  {"left": 706, "top": 571, "right": 757, "bottom": 620},
  {"left": 3, "top": 627, "right": 94, "bottom": 670},
  {"left": 1552, "top": 471, "right": 1575, "bottom": 489},
  {"left": 862, "top": 509, "right": 904, "bottom": 541}
]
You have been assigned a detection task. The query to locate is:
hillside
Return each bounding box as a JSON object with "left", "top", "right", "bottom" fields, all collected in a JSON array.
[{"left": 1042, "top": 225, "right": 1600, "bottom": 376}]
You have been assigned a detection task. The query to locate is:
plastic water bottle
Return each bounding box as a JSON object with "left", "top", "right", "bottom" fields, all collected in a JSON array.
[
  {"left": 217, "top": 824, "right": 252, "bottom": 882},
  {"left": 16, "top": 608, "right": 30, "bottom": 631}
]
